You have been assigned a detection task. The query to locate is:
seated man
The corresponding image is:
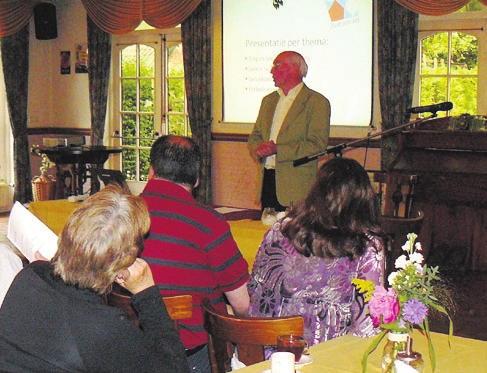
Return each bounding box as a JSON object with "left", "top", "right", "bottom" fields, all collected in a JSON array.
[{"left": 140, "top": 135, "right": 250, "bottom": 373}]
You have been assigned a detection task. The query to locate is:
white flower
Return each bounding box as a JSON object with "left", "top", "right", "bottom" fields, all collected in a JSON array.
[
  {"left": 414, "top": 263, "right": 423, "bottom": 274},
  {"left": 388, "top": 271, "right": 398, "bottom": 286},
  {"left": 415, "top": 242, "right": 422, "bottom": 251},
  {"left": 409, "top": 252, "right": 424, "bottom": 265},
  {"left": 401, "top": 242, "right": 410, "bottom": 252},
  {"left": 395, "top": 255, "right": 409, "bottom": 269}
]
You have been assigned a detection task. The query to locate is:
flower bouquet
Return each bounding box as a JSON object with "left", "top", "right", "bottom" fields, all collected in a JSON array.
[{"left": 352, "top": 233, "right": 454, "bottom": 373}]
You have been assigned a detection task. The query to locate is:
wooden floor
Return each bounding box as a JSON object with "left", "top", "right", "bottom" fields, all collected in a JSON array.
[{"left": 0, "top": 212, "right": 486, "bottom": 341}]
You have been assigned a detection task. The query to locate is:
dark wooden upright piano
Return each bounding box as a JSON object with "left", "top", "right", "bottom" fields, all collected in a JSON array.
[{"left": 386, "top": 116, "right": 487, "bottom": 271}]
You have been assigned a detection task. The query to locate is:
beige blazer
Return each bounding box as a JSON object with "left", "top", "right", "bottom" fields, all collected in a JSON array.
[{"left": 248, "top": 84, "right": 331, "bottom": 206}]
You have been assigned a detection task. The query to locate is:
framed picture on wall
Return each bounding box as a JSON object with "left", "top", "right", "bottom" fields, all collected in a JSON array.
[
  {"left": 75, "top": 44, "right": 88, "bottom": 74},
  {"left": 60, "top": 51, "right": 71, "bottom": 75}
]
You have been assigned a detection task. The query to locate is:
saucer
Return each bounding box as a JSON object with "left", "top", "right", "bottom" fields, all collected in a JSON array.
[
  {"left": 295, "top": 354, "right": 313, "bottom": 367},
  {"left": 262, "top": 370, "right": 303, "bottom": 373}
]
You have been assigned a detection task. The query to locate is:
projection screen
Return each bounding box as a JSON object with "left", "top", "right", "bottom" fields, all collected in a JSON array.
[{"left": 222, "top": 0, "right": 373, "bottom": 127}]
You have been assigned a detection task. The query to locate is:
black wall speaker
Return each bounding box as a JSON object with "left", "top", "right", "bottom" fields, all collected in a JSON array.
[{"left": 34, "top": 3, "right": 58, "bottom": 40}]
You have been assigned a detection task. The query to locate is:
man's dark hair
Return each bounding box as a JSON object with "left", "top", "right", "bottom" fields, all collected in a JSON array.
[{"left": 149, "top": 135, "right": 201, "bottom": 186}]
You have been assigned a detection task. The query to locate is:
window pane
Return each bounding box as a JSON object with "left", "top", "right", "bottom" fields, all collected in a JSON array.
[
  {"left": 421, "top": 33, "right": 448, "bottom": 75},
  {"left": 450, "top": 77, "right": 477, "bottom": 115},
  {"left": 420, "top": 77, "right": 447, "bottom": 106},
  {"left": 122, "top": 114, "right": 136, "bottom": 146},
  {"left": 122, "top": 148, "right": 137, "bottom": 181},
  {"left": 168, "top": 114, "right": 185, "bottom": 135},
  {"left": 170, "top": 101, "right": 185, "bottom": 113},
  {"left": 139, "top": 149, "right": 150, "bottom": 181},
  {"left": 139, "top": 79, "right": 154, "bottom": 112},
  {"left": 451, "top": 32, "right": 478, "bottom": 75},
  {"left": 457, "top": 0, "right": 483, "bottom": 12},
  {"left": 168, "top": 78, "right": 185, "bottom": 113},
  {"left": 139, "top": 45, "right": 155, "bottom": 77},
  {"left": 121, "top": 46, "right": 136, "bottom": 78},
  {"left": 140, "top": 115, "right": 154, "bottom": 147},
  {"left": 168, "top": 44, "right": 184, "bottom": 77},
  {"left": 122, "top": 79, "right": 137, "bottom": 111}
]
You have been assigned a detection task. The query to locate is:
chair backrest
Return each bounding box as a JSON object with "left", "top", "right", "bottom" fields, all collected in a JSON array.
[
  {"left": 201, "top": 298, "right": 304, "bottom": 373},
  {"left": 373, "top": 172, "right": 419, "bottom": 218},
  {"left": 105, "top": 283, "right": 192, "bottom": 328},
  {"left": 373, "top": 172, "right": 425, "bottom": 275},
  {"left": 380, "top": 211, "right": 425, "bottom": 276}
]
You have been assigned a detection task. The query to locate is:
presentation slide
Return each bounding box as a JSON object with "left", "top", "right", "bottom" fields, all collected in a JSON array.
[{"left": 223, "top": 0, "right": 373, "bottom": 126}]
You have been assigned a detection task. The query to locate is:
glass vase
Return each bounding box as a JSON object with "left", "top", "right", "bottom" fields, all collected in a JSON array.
[
  {"left": 394, "top": 337, "right": 424, "bottom": 373},
  {"left": 382, "top": 331, "right": 408, "bottom": 373}
]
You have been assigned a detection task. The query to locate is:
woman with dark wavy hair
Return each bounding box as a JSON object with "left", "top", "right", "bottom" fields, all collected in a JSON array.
[{"left": 248, "top": 157, "right": 385, "bottom": 346}]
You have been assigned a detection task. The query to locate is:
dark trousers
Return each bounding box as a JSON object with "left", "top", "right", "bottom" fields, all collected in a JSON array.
[
  {"left": 186, "top": 344, "right": 211, "bottom": 373},
  {"left": 261, "top": 168, "right": 287, "bottom": 212}
]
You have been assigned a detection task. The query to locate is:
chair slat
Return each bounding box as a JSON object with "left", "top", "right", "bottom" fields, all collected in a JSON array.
[
  {"left": 201, "top": 298, "right": 304, "bottom": 373},
  {"left": 105, "top": 284, "right": 192, "bottom": 329}
]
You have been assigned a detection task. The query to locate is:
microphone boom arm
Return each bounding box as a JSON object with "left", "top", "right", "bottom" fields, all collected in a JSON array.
[{"left": 293, "top": 116, "right": 432, "bottom": 167}]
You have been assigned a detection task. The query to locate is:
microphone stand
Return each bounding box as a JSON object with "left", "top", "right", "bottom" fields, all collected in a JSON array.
[{"left": 293, "top": 115, "right": 435, "bottom": 167}]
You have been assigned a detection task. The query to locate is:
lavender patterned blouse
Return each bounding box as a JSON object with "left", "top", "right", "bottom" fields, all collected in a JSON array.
[{"left": 248, "top": 219, "right": 385, "bottom": 346}]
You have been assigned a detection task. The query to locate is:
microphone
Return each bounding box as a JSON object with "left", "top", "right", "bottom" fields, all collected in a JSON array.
[{"left": 406, "top": 101, "right": 453, "bottom": 114}]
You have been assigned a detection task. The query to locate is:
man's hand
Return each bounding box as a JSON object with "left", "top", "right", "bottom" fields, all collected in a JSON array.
[
  {"left": 254, "top": 140, "right": 277, "bottom": 158},
  {"left": 115, "top": 258, "right": 155, "bottom": 295}
]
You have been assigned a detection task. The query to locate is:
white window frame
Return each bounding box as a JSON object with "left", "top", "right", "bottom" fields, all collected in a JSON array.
[
  {"left": 415, "top": 8, "right": 487, "bottom": 114},
  {"left": 108, "top": 28, "right": 184, "bottom": 194}
]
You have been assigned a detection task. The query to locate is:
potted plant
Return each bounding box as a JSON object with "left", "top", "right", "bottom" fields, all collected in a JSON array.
[{"left": 31, "top": 146, "right": 56, "bottom": 201}]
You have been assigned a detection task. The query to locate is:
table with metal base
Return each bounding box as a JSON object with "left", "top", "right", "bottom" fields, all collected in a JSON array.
[{"left": 39, "top": 146, "right": 122, "bottom": 197}]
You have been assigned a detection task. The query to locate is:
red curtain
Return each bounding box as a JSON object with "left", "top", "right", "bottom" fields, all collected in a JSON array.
[
  {"left": 0, "top": 0, "right": 36, "bottom": 37},
  {"left": 395, "top": 0, "right": 487, "bottom": 15},
  {"left": 80, "top": 0, "right": 201, "bottom": 34},
  {"left": 0, "top": 0, "right": 201, "bottom": 37}
]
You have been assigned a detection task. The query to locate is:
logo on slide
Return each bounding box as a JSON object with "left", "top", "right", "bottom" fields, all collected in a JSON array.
[{"left": 327, "top": 0, "right": 360, "bottom": 22}]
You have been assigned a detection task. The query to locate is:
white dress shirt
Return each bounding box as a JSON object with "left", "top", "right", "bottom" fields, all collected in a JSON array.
[{"left": 265, "top": 82, "right": 303, "bottom": 169}]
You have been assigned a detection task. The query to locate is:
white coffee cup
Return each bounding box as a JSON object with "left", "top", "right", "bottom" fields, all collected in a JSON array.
[{"left": 270, "top": 351, "right": 295, "bottom": 373}]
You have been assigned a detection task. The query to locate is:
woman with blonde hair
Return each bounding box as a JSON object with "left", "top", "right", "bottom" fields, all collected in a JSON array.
[{"left": 0, "top": 185, "right": 189, "bottom": 373}]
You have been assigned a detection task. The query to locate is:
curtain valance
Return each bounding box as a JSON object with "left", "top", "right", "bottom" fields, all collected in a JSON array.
[
  {"left": 0, "top": 0, "right": 37, "bottom": 37},
  {"left": 80, "top": 0, "right": 201, "bottom": 34},
  {"left": 395, "top": 0, "right": 487, "bottom": 15},
  {"left": 0, "top": 0, "right": 201, "bottom": 37}
]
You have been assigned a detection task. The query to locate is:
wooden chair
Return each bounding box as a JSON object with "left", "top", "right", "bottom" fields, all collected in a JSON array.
[
  {"left": 105, "top": 283, "right": 192, "bottom": 329},
  {"left": 380, "top": 211, "right": 424, "bottom": 276},
  {"left": 373, "top": 172, "right": 425, "bottom": 275},
  {"left": 373, "top": 172, "right": 420, "bottom": 218},
  {"left": 201, "top": 298, "right": 304, "bottom": 373}
]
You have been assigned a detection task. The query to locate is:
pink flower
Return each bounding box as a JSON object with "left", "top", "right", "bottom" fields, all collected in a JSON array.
[{"left": 368, "top": 286, "right": 400, "bottom": 326}]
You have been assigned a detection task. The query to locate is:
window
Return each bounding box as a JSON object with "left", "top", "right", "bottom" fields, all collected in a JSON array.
[
  {"left": 110, "top": 29, "right": 189, "bottom": 187},
  {"left": 417, "top": 5, "right": 486, "bottom": 117},
  {"left": 419, "top": 32, "right": 478, "bottom": 117}
]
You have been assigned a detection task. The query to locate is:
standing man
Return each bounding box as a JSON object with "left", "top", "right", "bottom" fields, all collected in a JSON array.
[
  {"left": 248, "top": 51, "right": 331, "bottom": 211},
  {"left": 140, "top": 135, "right": 250, "bottom": 373}
]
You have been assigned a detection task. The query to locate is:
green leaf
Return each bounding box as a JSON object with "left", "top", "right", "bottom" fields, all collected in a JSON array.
[
  {"left": 361, "top": 330, "right": 387, "bottom": 373},
  {"left": 418, "top": 318, "right": 437, "bottom": 372}
]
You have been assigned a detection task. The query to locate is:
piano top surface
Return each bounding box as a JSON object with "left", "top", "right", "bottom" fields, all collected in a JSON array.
[{"left": 388, "top": 116, "right": 487, "bottom": 175}]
